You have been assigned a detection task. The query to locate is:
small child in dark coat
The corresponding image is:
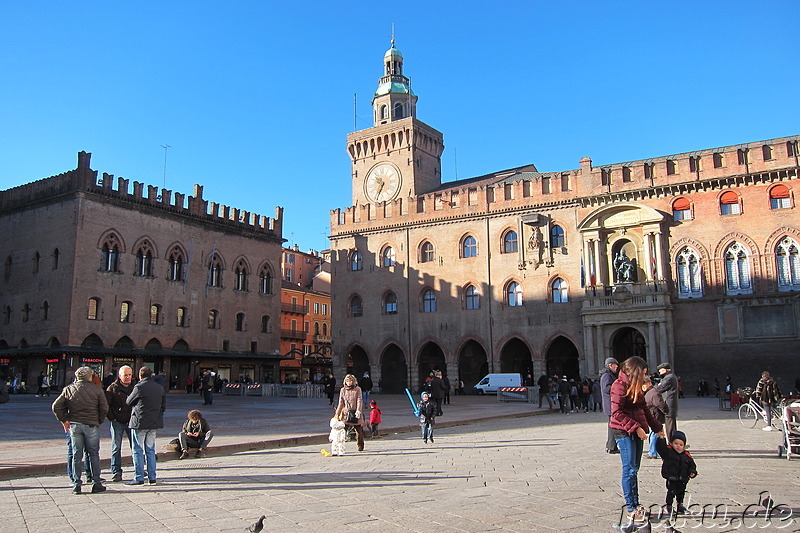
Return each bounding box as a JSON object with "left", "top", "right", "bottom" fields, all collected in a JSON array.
[{"left": 656, "top": 430, "right": 697, "bottom": 514}]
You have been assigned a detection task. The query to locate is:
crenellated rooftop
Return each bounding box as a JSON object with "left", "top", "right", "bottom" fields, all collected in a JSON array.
[
  {"left": 331, "top": 134, "right": 800, "bottom": 235},
  {"left": 0, "top": 152, "right": 283, "bottom": 238}
]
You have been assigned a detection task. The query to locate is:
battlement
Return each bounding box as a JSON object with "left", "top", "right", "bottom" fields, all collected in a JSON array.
[
  {"left": 0, "top": 152, "right": 283, "bottom": 237},
  {"left": 331, "top": 134, "right": 800, "bottom": 235}
]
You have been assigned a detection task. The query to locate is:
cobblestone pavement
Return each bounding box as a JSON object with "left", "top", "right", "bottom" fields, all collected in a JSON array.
[{"left": 1, "top": 397, "right": 798, "bottom": 533}]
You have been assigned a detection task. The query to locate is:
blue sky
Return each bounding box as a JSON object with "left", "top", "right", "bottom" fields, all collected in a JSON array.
[{"left": 2, "top": 2, "right": 798, "bottom": 253}]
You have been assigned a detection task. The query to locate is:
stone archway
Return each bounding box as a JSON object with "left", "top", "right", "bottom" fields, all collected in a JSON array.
[
  {"left": 545, "top": 336, "right": 580, "bottom": 380},
  {"left": 499, "top": 338, "right": 533, "bottom": 376},
  {"left": 346, "top": 345, "right": 370, "bottom": 379},
  {"left": 380, "top": 344, "right": 407, "bottom": 394},
  {"left": 611, "top": 327, "right": 646, "bottom": 364},
  {"left": 418, "top": 342, "right": 445, "bottom": 389},
  {"left": 458, "top": 340, "right": 488, "bottom": 394}
]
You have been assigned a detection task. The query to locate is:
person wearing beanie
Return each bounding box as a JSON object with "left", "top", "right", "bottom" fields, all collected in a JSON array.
[
  {"left": 656, "top": 362, "right": 679, "bottom": 440},
  {"left": 417, "top": 391, "right": 436, "bottom": 444},
  {"left": 656, "top": 430, "right": 697, "bottom": 515},
  {"left": 52, "top": 366, "right": 109, "bottom": 494},
  {"left": 601, "top": 357, "right": 620, "bottom": 453},
  {"left": 369, "top": 399, "right": 382, "bottom": 438}
]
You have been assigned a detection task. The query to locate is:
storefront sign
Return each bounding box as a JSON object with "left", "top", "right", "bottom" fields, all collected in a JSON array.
[
  {"left": 45, "top": 359, "right": 60, "bottom": 363},
  {"left": 82, "top": 358, "right": 104, "bottom": 363},
  {"left": 0, "top": 358, "right": 9, "bottom": 364}
]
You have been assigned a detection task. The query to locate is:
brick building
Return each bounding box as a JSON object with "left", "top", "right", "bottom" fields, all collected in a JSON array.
[
  {"left": 329, "top": 41, "right": 800, "bottom": 394},
  {"left": 0, "top": 152, "right": 285, "bottom": 390},
  {"left": 278, "top": 247, "right": 331, "bottom": 383}
]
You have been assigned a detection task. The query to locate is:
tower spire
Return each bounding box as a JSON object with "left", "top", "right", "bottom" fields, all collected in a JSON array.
[{"left": 372, "top": 35, "right": 417, "bottom": 126}]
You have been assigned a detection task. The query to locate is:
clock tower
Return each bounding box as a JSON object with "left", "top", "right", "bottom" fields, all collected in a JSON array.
[{"left": 347, "top": 40, "right": 444, "bottom": 205}]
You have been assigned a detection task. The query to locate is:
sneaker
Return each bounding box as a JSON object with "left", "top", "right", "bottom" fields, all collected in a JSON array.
[
  {"left": 179, "top": 450, "right": 190, "bottom": 459},
  {"left": 762, "top": 426, "right": 774, "bottom": 432},
  {"left": 195, "top": 449, "right": 203, "bottom": 458},
  {"left": 662, "top": 504, "right": 674, "bottom": 516},
  {"left": 148, "top": 479, "right": 157, "bottom": 485},
  {"left": 429, "top": 436, "right": 434, "bottom": 443},
  {"left": 91, "top": 484, "right": 106, "bottom": 494},
  {"left": 676, "top": 504, "right": 687, "bottom": 514},
  {"left": 125, "top": 480, "right": 144, "bottom": 486},
  {"left": 72, "top": 485, "right": 81, "bottom": 495},
  {"left": 423, "top": 439, "right": 427, "bottom": 443},
  {"left": 111, "top": 474, "right": 123, "bottom": 483}
]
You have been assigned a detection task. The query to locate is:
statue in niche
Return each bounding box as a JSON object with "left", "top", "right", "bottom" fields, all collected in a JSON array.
[
  {"left": 614, "top": 250, "right": 634, "bottom": 282},
  {"left": 527, "top": 227, "right": 542, "bottom": 267}
]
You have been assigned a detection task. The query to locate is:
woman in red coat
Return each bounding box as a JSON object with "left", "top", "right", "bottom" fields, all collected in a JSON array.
[{"left": 610, "top": 356, "right": 666, "bottom": 524}]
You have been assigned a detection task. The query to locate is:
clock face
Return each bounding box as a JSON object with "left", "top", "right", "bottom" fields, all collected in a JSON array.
[{"left": 365, "top": 163, "right": 401, "bottom": 203}]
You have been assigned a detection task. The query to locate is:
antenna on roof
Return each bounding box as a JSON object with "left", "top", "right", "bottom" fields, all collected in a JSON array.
[
  {"left": 391, "top": 23, "right": 395, "bottom": 46},
  {"left": 161, "top": 144, "right": 172, "bottom": 191},
  {"left": 353, "top": 93, "right": 357, "bottom": 131}
]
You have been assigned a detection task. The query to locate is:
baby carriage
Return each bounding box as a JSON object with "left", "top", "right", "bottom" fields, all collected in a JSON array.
[{"left": 777, "top": 402, "right": 800, "bottom": 460}]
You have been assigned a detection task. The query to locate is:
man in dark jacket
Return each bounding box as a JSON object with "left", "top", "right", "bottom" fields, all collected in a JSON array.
[
  {"left": 656, "top": 362, "right": 679, "bottom": 440},
  {"left": 51, "top": 366, "right": 109, "bottom": 494},
  {"left": 429, "top": 371, "right": 446, "bottom": 416},
  {"left": 359, "top": 372, "right": 373, "bottom": 406},
  {"left": 105, "top": 365, "right": 134, "bottom": 482},
  {"left": 537, "top": 374, "right": 553, "bottom": 409},
  {"left": 126, "top": 366, "right": 166, "bottom": 485},
  {"left": 200, "top": 369, "right": 214, "bottom": 405},
  {"left": 600, "top": 357, "right": 619, "bottom": 453}
]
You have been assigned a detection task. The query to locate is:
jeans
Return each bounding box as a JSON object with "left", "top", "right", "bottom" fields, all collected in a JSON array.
[
  {"left": 179, "top": 431, "right": 214, "bottom": 450},
  {"left": 110, "top": 421, "right": 132, "bottom": 476},
  {"left": 648, "top": 432, "right": 659, "bottom": 458},
  {"left": 70, "top": 423, "right": 102, "bottom": 486},
  {"left": 615, "top": 434, "right": 644, "bottom": 512},
  {"left": 420, "top": 422, "right": 434, "bottom": 441},
  {"left": 131, "top": 428, "right": 158, "bottom": 482},
  {"left": 65, "top": 431, "right": 92, "bottom": 481},
  {"left": 202, "top": 389, "right": 213, "bottom": 405}
]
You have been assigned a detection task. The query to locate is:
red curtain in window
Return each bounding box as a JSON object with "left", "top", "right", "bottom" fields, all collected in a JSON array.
[
  {"left": 673, "top": 197, "right": 691, "bottom": 210},
  {"left": 720, "top": 191, "right": 738, "bottom": 204},
  {"left": 770, "top": 185, "right": 790, "bottom": 199}
]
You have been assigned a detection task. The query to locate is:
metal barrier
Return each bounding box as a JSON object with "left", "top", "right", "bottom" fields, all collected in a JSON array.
[
  {"left": 498, "top": 387, "right": 534, "bottom": 403},
  {"left": 224, "top": 383, "right": 244, "bottom": 396},
  {"left": 245, "top": 384, "right": 263, "bottom": 396}
]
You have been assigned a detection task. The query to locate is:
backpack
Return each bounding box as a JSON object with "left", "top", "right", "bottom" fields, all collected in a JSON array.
[{"left": 582, "top": 384, "right": 590, "bottom": 395}]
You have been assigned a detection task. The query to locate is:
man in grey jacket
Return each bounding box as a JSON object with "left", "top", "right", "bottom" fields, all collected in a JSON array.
[
  {"left": 125, "top": 366, "right": 166, "bottom": 486},
  {"left": 600, "top": 357, "right": 619, "bottom": 454},
  {"left": 656, "top": 362, "right": 679, "bottom": 440},
  {"left": 51, "top": 366, "right": 109, "bottom": 494}
]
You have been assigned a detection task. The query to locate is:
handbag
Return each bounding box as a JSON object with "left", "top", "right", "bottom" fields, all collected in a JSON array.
[{"left": 346, "top": 409, "right": 358, "bottom": 424}]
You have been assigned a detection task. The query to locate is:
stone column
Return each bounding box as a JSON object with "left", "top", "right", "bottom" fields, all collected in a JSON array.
[
  {"left": 593, "top": 239, "right": 602, "bottom": 286},
  {"left": 654, "top": 232, "right": 665, "bottom": 280},
  {"left": 595, "top": 324, "right": 605, "bottom": 365},
  {"left": 643, "top": 233, "right": 653, "bottom": 281},
  {"left": 584, "top": 324, "right": 596, "bottom": 376},
  {"left": 583, "top": 239, "right": 592, "bottom": 287},
  {"left": 658, "top": 320, "right": 669, "bottom": 365},
  {"left": 646, "top": 321, "right": 658, "bottom": 370}
]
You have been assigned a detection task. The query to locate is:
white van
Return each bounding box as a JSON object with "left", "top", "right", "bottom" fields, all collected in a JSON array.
[{"left": 473, "top": 373, "right": 523, "bottom": 394}]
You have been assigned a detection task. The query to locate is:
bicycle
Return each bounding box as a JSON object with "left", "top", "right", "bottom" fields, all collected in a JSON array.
[{"left": 738, "top": 397, "right": 784, "bottom": 428}]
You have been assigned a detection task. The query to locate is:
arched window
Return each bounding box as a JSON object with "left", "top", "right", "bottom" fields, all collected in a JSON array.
[
  {"left": 3, "top": 306, "right": 10, "bottom": 324},
  {"left": 314, "top": 322, "right": 320, "bottom": 335},
  {"left": 52, "top": 248, "right": 60, "bottom": 270},
  {"left": 177, "top": 307, "right": 187, "bottom": 327},
  {"left": 208, "top": 309, "right": 219, "bottom": 329},
  {"left": 550, "top": 225, "right": 565, "bottom": 248},
  {"left": 394, "top": 103, "right": 404, "bottom": 119},
  {"left": 551, "top": 278, "right": 568, "bottom": 303},
  {"left": 208, "top": 254, "right": 223, "bottom": 288},
  {"left": 260, "top": 315, "right": 270, "bottom": 333},
  {"left": 381, "top": 105, "right": 388, "bottom": 120},
  {"left": 673, "top": 197, "right": 692, "bottom": 221},
  {"left": 323, "top": 323, "right": 328, "bottom": 335},
  {"left": 100, "top": 234, "right": 121, "bottom": 272},
  {"left": 350, "top": 295, "right": 363, "bottom": 317},
  {"left": 422, "top": 289, "right": 437, "bottom": 313},
  {"left": 350, "top": 251, "right": 363, "bottom": 271},
  {"left": 134, "top": 240, "right": 154, "bottom": 277},
  {"left": 676, "top": 247, "right": 703, "bottom": 298},
  {"left": 87, "top": 298, "right": 100, "bottom": 320},
  {"left": 465, "top": 285, "right": 480, "bottom": 310},
  {"left": 720, "top": 191, "right": 741, "bottom": 215},
  {"left": 384, "top": 292, "right": 398, "bottom": 315},
  {"left": 259, "top": 266, "right": 273, "bottom": 295},
  {"left": 120, "top": 301, "right": 132, "bottom": 323},
  {"left": 769, "top": 185, "right": 792, "bottom": 210},
  {"left": 21, "top": 303, "right": 30, "bottom": 322},
  {"left": 724, "top": 242, "right": 751, "bottom": 294},
  {"left": 382, "top": 246, "right": 396, "bottom": 267},
  {"left": 462, "top": 235, "right": 478, "bottom": 258},
  {"left": 506, "top": 281, "right": 523, "bottom": 306},
  {"left": 234, "top": 259, "right": 248, "bottom": 291},
  {"left": 503, "top": 231, "right": 518, "bottom": 253},
  {"left": 235, "top": 312, "right": 245, "bottom": 331},
  {"left": 149, "top": 304, "right": 161, "bottom": 325},
  {"left": 41, "top": 300, "right": 49, "bottom": 320},
  {"left": 167, "top": 246, "right": 184, "bottom": 281},
  {"left": 420, "top": 241, "right": 435, "bottom": 263},
  {"left": 32, "top": 252, "right": 40, "bottom": 274},
  {"left": 776, "top": 237, "right": 800, "bottom": 291}
]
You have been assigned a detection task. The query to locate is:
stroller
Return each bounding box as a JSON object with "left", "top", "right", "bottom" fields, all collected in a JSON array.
[{"left": 777, "top": 402, "right": 800, "bottom": 460}]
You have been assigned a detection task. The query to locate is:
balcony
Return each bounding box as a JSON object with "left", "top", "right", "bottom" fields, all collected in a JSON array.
[
  {"left": 582, "top": 282, "right": 671, "bottom": 313},
  {"left": 281, "top": 303, "right": 308, "bottom": 315},
  {"left": 313, "top": 334, "right": 332, "bottom": 344},
  {"left": 280, "top": 329, "right": 306, "bottom": 341}
]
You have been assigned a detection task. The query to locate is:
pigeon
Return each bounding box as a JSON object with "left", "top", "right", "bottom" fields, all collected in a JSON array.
[
  {"left": 246, "top": 515, "right": 266, "bottom": 533},
  {"left": 320, "top": 449, "right": 331, "bottom": 457}
]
